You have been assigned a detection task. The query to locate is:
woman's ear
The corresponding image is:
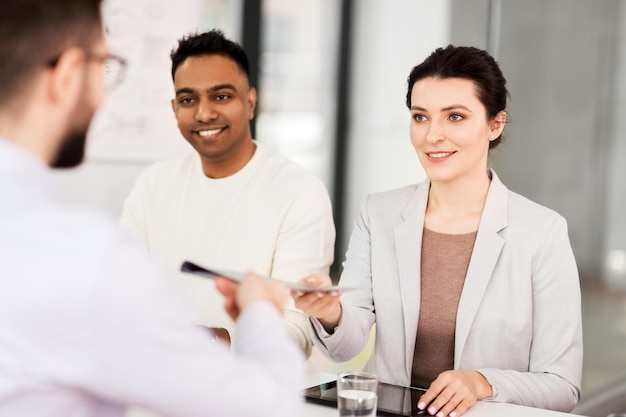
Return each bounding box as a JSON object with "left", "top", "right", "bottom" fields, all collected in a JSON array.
[{"left": 490, "top": 110, "right": 507, "bottom": 138}]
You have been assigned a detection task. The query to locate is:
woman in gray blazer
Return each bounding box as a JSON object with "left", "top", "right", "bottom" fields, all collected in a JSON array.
[{"left": 293, "top": 45, "right": 582, "bottom": 417}]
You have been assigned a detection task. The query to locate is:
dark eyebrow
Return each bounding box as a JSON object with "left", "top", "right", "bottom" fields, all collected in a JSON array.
[
  {"left": 409, "top": 104, "right": 473, "bottom": 112},
  {"left": 442, "top": 104, "right": 472, "bottom": 112},
  {"left": 175, "top": 84, "right": 237, "bottom": 96},
  {"left": 175, "top": 87, "right": 196, "bottom": 96}
]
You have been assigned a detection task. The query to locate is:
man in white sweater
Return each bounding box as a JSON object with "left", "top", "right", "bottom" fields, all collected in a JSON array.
[
  {"left": 0, "top": 1, "right": 303, "bottom": 416},
  {"left": 120, "top": 30, "right": 335, "bottom": 356}
]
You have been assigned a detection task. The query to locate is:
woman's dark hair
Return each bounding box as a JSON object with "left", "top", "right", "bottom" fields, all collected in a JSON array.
[{"left": 406, "top": 45, "right": 508, "bottom": 148}]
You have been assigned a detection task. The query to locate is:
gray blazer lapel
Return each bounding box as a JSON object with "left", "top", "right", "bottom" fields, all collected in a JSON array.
[
  {"left": 394, "top": 179, "right": 430, "bottom": 380},
  {"left": 454, "top": 170, "right": 509, "bottom": 364}
]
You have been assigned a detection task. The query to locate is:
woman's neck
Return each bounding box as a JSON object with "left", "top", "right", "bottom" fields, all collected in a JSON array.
[{"left": 424, "top": 170, "right": 492, "bottom": 234}]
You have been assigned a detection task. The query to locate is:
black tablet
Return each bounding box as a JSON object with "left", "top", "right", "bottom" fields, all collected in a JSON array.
[{"left": 303, "top": 380, "right": 429, "bottom": 416}]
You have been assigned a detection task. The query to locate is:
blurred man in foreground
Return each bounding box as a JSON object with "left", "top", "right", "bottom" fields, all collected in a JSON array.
[{"left": 0, "top": 1, "right": 303, "bottom": 416}]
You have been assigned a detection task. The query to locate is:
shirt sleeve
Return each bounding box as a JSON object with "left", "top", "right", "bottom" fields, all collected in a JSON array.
[
  {"left": 270, "top": 175, "right": 336, "bottom": 356},
  {"left": 83, "top": 233, "right": 305, "bottom": 417},
  {"left": 271, "top": 175, "right": 335, "bottom": 279},
  {"left": 308, "top": 196, "right": 376, "bottom": 362}
]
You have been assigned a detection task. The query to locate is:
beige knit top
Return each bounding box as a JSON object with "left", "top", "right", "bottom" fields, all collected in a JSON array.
[{"left": 411, "top": 228, "right": 477, "bottom": 389}]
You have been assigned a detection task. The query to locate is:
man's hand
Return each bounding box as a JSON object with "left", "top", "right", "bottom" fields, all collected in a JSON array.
[
  {"left": 215, "top": 273, "right": 288, "bottom": 321},
  {"left": 417, "top": 370, "right": 492, "bottom": 417}
]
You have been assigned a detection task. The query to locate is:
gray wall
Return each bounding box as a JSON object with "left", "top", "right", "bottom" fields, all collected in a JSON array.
[
  {"left": 453, "top": 0, "right": 622, "bottom": 281},
  {"left": 604, "top": 1, "right": 626, "bottom": 291}
]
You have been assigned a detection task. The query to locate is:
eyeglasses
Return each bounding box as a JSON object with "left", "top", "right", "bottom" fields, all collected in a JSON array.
[
  {"left": 88, "top": 51, "right": 127, "bottom": 90},
  {"left": 47, "top": 49, "right": 128, "bottom": 90}
]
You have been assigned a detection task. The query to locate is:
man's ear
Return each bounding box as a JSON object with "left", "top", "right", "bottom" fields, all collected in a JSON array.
[
  {"left": 46, "top": 48, "right": 86, "bottom": 109},
  {"left": 247, "top": 87, "right": 257, "bottom": 120}
]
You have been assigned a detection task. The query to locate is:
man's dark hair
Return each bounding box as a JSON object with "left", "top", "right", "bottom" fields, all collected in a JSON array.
[
  {"left": 0, "top": 0, "right": 103, "bottom": 108},
  {"left": 406, "top": 45, "right": 509, "bottom": 148},
  {"left": 170, "top": 29, "right": 250, "bottom": 82}
]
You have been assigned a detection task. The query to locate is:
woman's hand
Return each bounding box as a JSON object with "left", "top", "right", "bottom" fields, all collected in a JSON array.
[
  {"left": 290, "top": 273, "right": 342, "bottom": 333},
  {"left": 417, "top": 370, "right": 492, "bottom": 417}
]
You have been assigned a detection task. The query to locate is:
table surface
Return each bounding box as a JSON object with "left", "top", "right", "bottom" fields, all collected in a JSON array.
[
  {"left": 126, "top": 372, "right": 589, "bottom": 417},
  {"left": 300, "top": 373, "right": 589, "bottom": 417}
]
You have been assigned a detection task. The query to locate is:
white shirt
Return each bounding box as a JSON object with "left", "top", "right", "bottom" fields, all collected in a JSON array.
[
  {"left": 120, "top": 142, "right": 335, "bottom": 354},
  {"left": 0, "top": 138, "right": 304, "bottom": 417}
]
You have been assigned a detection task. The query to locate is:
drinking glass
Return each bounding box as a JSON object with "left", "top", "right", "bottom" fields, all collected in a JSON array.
[{"left": 337, "top": 371, "right": 379, "bottom": 417}]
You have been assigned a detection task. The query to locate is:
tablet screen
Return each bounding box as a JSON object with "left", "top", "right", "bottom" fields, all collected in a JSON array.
[{"left": 303, "top": 380, "right": 428, "bottom": 416}]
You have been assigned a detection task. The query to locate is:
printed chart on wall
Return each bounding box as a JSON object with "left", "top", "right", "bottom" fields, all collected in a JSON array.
[{"left": 88, "top": 0, "right": 242, "bottom": 162}]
